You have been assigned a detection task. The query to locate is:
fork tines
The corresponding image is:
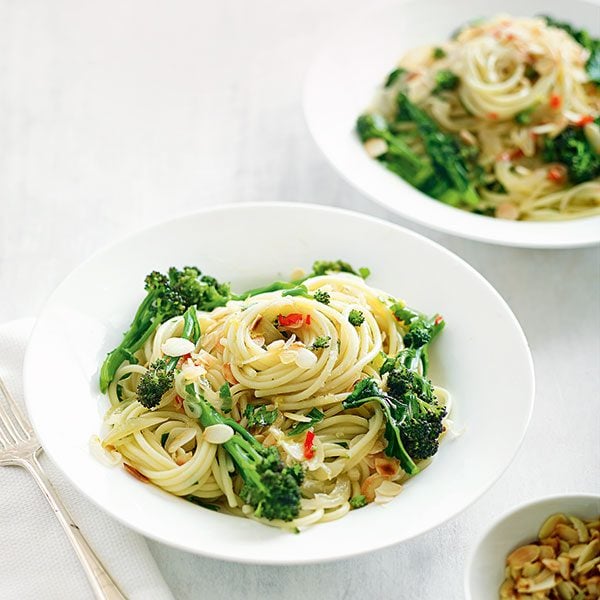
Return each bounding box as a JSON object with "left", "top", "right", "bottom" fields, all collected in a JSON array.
[{"left": 0, "top": 378, "right": 35, "bottom": 449}]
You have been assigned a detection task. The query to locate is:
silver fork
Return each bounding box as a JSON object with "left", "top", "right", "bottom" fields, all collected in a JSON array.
[{"left": 0, "top": 378, "right": 126, "bottom": 600}]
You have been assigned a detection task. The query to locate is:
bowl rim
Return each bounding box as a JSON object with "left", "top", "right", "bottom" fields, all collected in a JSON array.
[
  {"left": 24, "top": 201, "right": 536, "bottom": 563},
  {"left": 464, "top": 491, "right": 600, "bottom": 599},
  {"left": 302, "top": 0, "right": 600, "bottom": 249}
]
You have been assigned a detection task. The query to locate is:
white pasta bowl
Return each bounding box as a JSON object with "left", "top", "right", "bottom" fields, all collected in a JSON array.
[
  {"left": 466, "top": 493, "right": 600, "bottom": 599},
  {"left": 303, "top": 0, "right": 600, "bottom": 248},
  {"left": 24, "top": 203, "right": 534, "bottom": 563}
]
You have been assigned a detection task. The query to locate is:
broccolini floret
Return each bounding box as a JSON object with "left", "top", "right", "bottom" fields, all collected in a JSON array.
[
  {"left": 313, "top": 289, "right": 331, "bottom": 304},
  {"left": 349, "top": 495, "right": 367, "bottom": 509},
  {"left": 543, "top": 120, "right": 600, "bottom": 184},
  {"left": 348, "top": 310, "right": 365, "bottom": 326},
  {"left": 433, "top": 69, "right": 459, "bottom": 93},
  {"left": 100, "top": 268, "right": 228, "bottom": 392},
  {"left": 185, "top": 384, "right": 303, "bottom": 522},
  {"left": 136, "top": 359, "right": 174, "bottom": 409},
  {"left": 311, "top": 336, "right": 331, "bottom": 349}
]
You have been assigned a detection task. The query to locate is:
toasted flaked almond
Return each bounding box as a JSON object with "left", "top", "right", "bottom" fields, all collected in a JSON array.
[
  {"left": 575, "top": 556, "right": 600, "bottom": 575},
  {"left": 222, "top": 362, "right": 238, "bottom": 384},
  {"left": 174, "top": 448, "right": 192, "bottom": 465},
  {"left": 295, "top": 347, "right": 318, "bottom": 369},
  {"left": 539, "top": 514, "right": 569, "bottom": 539},
  {"left": 123, "top": 463, "right": 149, "bottom": 483},
  {"left": 375, "top": 480, "right": 403, "bottom": 497},
  {"left": 522, "top": 562, "right": 542, "bottom": 577},
  {"left": 250, "top": 315, "right": 263, "bottom": 331},
  {"left": 495, "top": 202, "right": 520, "bottom": 220},
  {"left": 557, "top": 555, "right": 571, "bottom": 580},
  {"left": 559, "top": 539, "right": 571, "bottom": 554},
  {"left": 165, "top": 427, "right": 197, "bottom": 453},
  {"left": 569, "top": 515, "right": 591, "bottom": 543},
  {"left": 374, "top": 456, "right": 399, "bottom": 478},
  {"left": 575, "top": 539, "right": 600, "bottom": 570},
  {"left": 203, "top": 423, "right": 234, "bottom": 445},
  {"left": 517, "top": 571, "right": 555, "bottom": 593},
  {"left": 541, "top": 537, "right": 560, "bottom": 553},
  {"left": 499, "top": 577, "right": 514, "bottom": 598},
  {"left": 181, "top": 362, "right": 206, "bottom": 382},
  {"left": 508, "top": 545, "right": 541, "bottom": 569},
  {"left": 251, "top": 335, "right": 265, "bottom": 347},
  {"left": 161, "top": 337, "right": 195, "bottom": 357},
  {"left": 280, "top": 349, "right": 298, "bottom": 364},
  {"left": 361, "top": 473, "right": 384, "bottom": 503},
  {"left": 556, "top": 524, "right": 580, "bottom": 544},
  {"left": 539, "top": 545, "right": 556, "bottom": 560},
  {"left": 363, "top": 137, "right": 388, "bottom": 158},
  {"left": 541, "top": 558, "right": 561, "bottom": 573},
  {"left": 568, "top": 543, "right": 587, "bottom": 559},
  {"left": 556, "top": 580, "right": 577, "bottom": 600}
]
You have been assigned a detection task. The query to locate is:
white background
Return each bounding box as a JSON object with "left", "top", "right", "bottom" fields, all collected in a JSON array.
[{"left": 1, "top": 1, "right": 598, "bottom": 598}]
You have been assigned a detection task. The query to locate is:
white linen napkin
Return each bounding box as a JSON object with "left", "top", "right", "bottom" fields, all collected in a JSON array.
[{"left": 0, "top": 319, "right": 174, "bottom": 600}]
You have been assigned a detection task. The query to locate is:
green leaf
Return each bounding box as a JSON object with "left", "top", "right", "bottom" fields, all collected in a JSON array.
[
  {"left": 287, "top": 408, "right": 325, "bottom": 436},
  {"left": 219, "top": 383, "right": 232, "bottom": 413}
]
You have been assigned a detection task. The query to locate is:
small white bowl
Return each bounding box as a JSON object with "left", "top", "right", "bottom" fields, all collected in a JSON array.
[{"left": 466, "top": 493, "right": 600, "bottom": 600}]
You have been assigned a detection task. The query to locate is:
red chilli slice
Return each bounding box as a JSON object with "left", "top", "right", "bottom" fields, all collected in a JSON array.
[{"left": 304, "top": 430, "right": 316, "bottom": 460}]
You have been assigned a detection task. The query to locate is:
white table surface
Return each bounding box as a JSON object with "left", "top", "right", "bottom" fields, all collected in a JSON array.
[{"left": 1, "top": 1, "right": 598, "bottom": 598}]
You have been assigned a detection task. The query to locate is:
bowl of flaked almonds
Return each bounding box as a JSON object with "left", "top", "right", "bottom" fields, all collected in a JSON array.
[{"left": 466, "top": 494, "right": 600, "bottom": 600}]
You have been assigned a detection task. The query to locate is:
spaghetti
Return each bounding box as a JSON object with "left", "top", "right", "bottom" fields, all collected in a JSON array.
[{"left": 94, "top": 267, "right": 450, "bottom": 530}]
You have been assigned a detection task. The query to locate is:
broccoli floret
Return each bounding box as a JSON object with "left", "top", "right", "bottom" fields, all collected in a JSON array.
[
  {"left": 136, "top": 358, "right": 174, "bottom": 409},
  {"left": 185, "top": 384, "right": 303, "bottom": 522},
  {"left": 136, "top": 306, "right": 200, "bottom": 409},
  {"left": 313, "top": 289, "right": 331, "bottom": 304},
  {"left": 309, "top": 260, "right": 370, "bottom": 279},
  {"left": 433, "top": 69, "right": 459, "bottom": 93},
  {"left": 432, "top": 47, "right": 446, "bottom": 59},
  {"left": 349, "top": 495, "right": 367, "bottom": 509},
  {"left": 348, "top": 310, "right": 365, "bottom": 326},
  {"left": 245, "top": 404, "right": 278, "bottom": 428},
  {"left": 168, "top": 267, "right": 233, "bottom": 312},
  {"left": 343, "top": 305, "right": 446, "bottom": 474},
  {"left": 343, "top": 378, "right": 419, "bottom": 474},
  {"left": 99, "top": 267, "right": 227, "bottom": 392},
  {"left": 543, "top": 121, "right": 600, "bottom": 184},
  {"left": 344, "top": 367, "right": 446, "bottom": 474},
  {"left": 386, "top": 366, "right": 446, "bottom": 460},
  {"left": 311, "top": 336, "right": 331, "bottom": 349}
]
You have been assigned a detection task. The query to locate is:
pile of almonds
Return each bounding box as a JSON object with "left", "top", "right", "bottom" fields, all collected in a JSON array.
[{"left": 500, "top": 513, "right": 600, "bottom": 599}]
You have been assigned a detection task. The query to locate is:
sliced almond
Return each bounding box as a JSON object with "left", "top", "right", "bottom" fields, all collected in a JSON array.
[
  {"left": 541, "top": 558, "right": 561, "bottom": 573},
  {"left": 508, "top": 545, "right": 541, "bottom": 569},
  {"left": 203, "top": 423, "right": 234, "bottom": 445},
  {"left": 556, "top": 581, "right": 576, "bottom": 600},
  {"left": 569, "top": 515, "right": 590, "bottom": 543},
  {"left": 522, "top": 562, "right": 542, "bottom": 577},
  {"left": 161, "top": 337, "right": 195, "bottom": 357},
  {"left": 539, "top": 514, "right": 569, "bottom": 539},
  {"left": 556, "top": 524, "right": 580, "bottom": 545},
  {"left": 363, "top": 138, "right": 388, "bottom": 158},
  {"left": 575, "top": 539, "right": 600, "bottom": 571},
  {"left": 539, "top": 545, "right": 556, "bottom": 560},
  {"left": 557, "top": 555, "right": 571, "bottom": 579}
]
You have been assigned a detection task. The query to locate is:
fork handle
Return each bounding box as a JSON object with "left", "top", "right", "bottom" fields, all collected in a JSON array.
[{"left": 22, "top": 455, "right": 127, "bottom": 600}]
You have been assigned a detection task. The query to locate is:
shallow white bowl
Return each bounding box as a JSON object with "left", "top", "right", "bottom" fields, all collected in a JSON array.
[
  {"left": 466, "top": 493, "right": 600, "bottom": 599},
  {"left": 304, "top": 0, "right": 600, "bottom": 248},
  {"left": 24, "top": 203, "right": 534, "bottom": 563}
]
